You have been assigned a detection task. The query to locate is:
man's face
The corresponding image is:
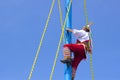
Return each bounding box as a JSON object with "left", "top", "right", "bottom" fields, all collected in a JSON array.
[{"left": 82, "top": 27, "right": 86, "bottom": 30}]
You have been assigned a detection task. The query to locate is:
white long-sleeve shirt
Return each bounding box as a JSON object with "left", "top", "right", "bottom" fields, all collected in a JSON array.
[{"left": 73, "top": 29, "right": 89, "bottom": 42}]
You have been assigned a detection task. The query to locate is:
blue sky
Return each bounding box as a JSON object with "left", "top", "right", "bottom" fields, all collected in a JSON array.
[{"left": 0, "top": 0, "right": 120, "bottom": 80}]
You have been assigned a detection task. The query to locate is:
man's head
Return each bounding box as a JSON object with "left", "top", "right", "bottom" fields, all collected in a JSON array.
[
  {"left": 83, "top": 26, "right": 90, "bottom": 32},
  {"left": 82, "top": 22, "right": 93, "bottom": 32}
]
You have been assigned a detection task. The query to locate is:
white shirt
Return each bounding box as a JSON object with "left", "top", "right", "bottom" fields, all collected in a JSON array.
[{"left": 73, "top": 29, "right": 89, "bottom": 42}]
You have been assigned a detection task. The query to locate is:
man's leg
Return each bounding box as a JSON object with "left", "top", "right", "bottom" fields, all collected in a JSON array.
[
  {"left": 60, "top": 44, "right": 86, "bottom": 79},
  {"left": 70, "top": 44, "right": 86, "bottom": 80},
  {"left": 60, "top": 46, "right": 72, "bottom": 64},
  {"left": 72, "top": 56, "right": 83, "bottom": 80}
]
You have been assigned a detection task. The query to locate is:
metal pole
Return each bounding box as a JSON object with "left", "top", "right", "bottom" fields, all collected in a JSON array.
[{"left": 64, "top": 0, "right": 72, "bottom": 80}]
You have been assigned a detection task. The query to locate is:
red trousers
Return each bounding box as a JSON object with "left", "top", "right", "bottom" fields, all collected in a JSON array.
[{"left": 63, "top": 43, "right": 86, "bottom": 77}]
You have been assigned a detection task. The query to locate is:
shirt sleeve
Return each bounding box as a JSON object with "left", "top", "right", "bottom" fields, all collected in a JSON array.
[{"left": 73, "top": 29, "right": 84, "bottom": 37}]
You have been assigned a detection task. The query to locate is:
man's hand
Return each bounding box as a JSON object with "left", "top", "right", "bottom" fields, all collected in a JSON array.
[
  {"left": 66, "top": 28, "right": 73, "bottom": 33},
  {"left": 66, "top": 28, "right": 70, "bottom": 31},
  {"left": 87, "top": 48, "right": 92, "bottom": 54}
]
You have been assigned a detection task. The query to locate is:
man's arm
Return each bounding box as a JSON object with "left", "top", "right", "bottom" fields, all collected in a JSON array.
[{"left": 66, "top": 28, "right": 73, "bottom": 33}]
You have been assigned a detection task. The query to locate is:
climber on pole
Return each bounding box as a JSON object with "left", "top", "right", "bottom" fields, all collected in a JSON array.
[{"left": 60, "top": 22, "right": 93, "bottom": 80}]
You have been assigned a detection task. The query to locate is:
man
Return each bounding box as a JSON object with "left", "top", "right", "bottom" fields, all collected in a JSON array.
[{"left": 60, "top": 22, "right": 93, "bottom": 80}]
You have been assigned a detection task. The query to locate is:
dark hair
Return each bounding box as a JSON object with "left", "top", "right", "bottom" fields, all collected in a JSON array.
[
  {"left": 84, "top": 28, "right": 90, "bottom": 32},
  {"left": 85, "top": 28, "right": 90, "bottom": 32}
]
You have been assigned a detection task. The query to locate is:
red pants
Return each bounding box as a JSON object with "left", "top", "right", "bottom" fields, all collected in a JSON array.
[{"left": 63, "top": 44, "right": 86, "bottom": 77}]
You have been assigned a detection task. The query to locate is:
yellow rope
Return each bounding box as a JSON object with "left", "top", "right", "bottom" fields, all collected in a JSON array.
[
  {"left": 84, "top": 0, "right": 94, "bottom": 80},
  {"left": 49, "top": 0, "right": 72, "bottom": 80},
  {"left": 90, "top": 54, "right": 95, "bottom": 80},
  {"left": 58, "top": 0, "right": 63, "bottom": 27},
  {"left": 58, "top": 0, "right": 66, "bottom": 43},
  {"left": 27, "top": 0, "right": 56, "bottom": 80},
  {"left": 84, "top": 0, "right": 89, "bottom": 24}
]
